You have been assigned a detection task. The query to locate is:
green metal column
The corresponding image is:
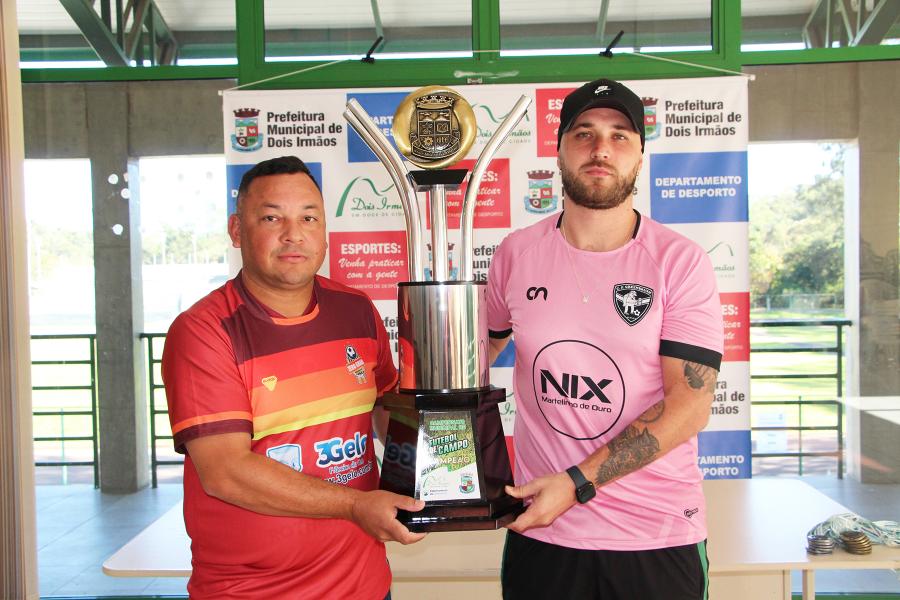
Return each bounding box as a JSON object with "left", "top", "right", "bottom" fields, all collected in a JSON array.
[
  {"left": 236, "top": 0, "right": 266, "bottom": 87},
  {"left": 473, "top": 0, "right": 500, "bottom": 63}
]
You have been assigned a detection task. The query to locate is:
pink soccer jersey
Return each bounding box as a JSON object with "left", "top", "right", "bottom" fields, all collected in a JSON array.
[{"left": 486, "top": 211, "right": 724, "bottom": 551}]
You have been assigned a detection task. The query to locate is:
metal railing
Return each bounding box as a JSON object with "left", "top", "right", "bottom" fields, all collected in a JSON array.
[
  {"left": 750, "top": 318, "right": 852, "bottom": 478},
  {"left": 140, "top": 332, "right": 182, "bottom": 487},
  {"left": 31, "top": 333, "right": 100, "bottom": 487},
  {"left": 33, "top": 320, "right": 853, "bottom": 487}
]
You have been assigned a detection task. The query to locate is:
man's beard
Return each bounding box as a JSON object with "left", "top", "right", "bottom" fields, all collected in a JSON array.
[{"left": 560, "top": 158, "right": 640, "bottom": 210}]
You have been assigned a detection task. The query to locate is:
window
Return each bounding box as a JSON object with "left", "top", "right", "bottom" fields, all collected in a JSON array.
[
  {"left": 742, "top": 0, "right": 900, "bottom": 52},
  {"left": 264, "top": 0, "right": 473, "bottom": 61},
  {"left": 139, "top": 155, "right": 230, "bottom": 333},
  {"left": 17, "top": 0, "right": 237, "bottom": 68},
  {"left": 500, "top": 0, "right": 712, "bottom": 56}
]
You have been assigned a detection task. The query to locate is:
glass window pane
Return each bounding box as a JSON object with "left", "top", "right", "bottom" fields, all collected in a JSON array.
[
  {"left": 24, "top": 159, "right": 96, "bottom": 334},
  {"left": 17, "top": 0, "right": 103, "bottom": 67},
  {"left": 500, "top": 0, "right": 712, "bottom": 56},
  {"left": 743, "top": 0, "right": 900, "bottom": 51},
  {"left": 139, "top": 155, "right": 230, "bottom": 333},
  {"left": 153, "top": 0, "right": 238, "bottom": 65},
  {"left": 16, "top": 0, "right": 236, "bottom": 68},
  {"left": 748, "top": 142, "right": 846, "bottom": 318},
  {"left": 264, "top": 0, "right": 472, "bottom": 61}
]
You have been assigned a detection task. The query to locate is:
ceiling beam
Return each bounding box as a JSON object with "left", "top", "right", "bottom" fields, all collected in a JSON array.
[
  {"left": 58, "top": 0, "right": 129, "bottom": 66},
  {"left": 594, "top": 0, "right": 611, "bottom": 43},
  {"left": 853, "top": 0, "right": 900, "bottom": 46}
]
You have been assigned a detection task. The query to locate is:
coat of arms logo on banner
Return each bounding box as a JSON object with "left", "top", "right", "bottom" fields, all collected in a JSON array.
[
  {"left": 643, "top": 97, "right": 660, "bottom": 141},
  {"left": 231, "top": 108, "right": 263, "bottom": 152},
  {"left": 524, "top": 170, "right": 557, "bottom": 214}
]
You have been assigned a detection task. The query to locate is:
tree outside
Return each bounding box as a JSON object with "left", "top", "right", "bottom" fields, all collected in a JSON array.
[{"left": 749, "top": 143, "right": 846, "bottom": 315}]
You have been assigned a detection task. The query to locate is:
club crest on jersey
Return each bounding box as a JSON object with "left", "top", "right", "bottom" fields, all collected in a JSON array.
[
  {"left": 613, "top": 283, "right": 654, "bottom": 325},
  {"left": 345, "top": 344, "right": 367, "bottom": 384}
]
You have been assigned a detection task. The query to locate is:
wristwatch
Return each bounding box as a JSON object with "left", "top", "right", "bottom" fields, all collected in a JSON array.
[{"left": 566, "top": 466, "right": 596, "bottom": 504}]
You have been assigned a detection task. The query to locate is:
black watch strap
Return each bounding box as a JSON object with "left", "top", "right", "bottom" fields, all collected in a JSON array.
[{"left": 566, "top": 465, "right": 596, "bottom": 504}]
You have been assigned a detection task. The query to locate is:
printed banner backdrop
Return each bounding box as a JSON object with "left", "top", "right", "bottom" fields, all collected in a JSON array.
[{"left": 223, "top": 76, "right": 751, "bottom": 479}]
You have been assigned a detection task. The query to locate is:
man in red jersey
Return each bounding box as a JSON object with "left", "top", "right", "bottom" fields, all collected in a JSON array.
[{"left": 162, "top": 156, "right": 424, "bottom": 599}]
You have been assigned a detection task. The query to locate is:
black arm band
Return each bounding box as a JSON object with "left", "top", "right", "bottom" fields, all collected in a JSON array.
[{"left": 659, "top": 340, "right": 722, "bottom": 371}]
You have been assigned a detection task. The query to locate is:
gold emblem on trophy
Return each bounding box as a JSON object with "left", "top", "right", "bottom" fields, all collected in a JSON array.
[{"left": 392, "top": 85, "right": 476, "bottom": 170}]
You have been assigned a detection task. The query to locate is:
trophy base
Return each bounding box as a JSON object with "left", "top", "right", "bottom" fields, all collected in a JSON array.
[
  {"left": 380, "top": 386, "right": 521, "bottom": 532},
  {"left": 399, "top": 499, "right": 524, "bottom": 532}
]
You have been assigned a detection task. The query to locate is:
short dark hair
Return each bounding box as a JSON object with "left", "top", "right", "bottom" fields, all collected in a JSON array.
[{"left": 235, "top": 156, "right": 319, "bottom": 213}]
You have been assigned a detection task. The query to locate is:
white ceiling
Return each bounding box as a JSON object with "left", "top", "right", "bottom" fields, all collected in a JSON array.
[{"left": 16, "top": 0, "right": 817, "bottom": 35}]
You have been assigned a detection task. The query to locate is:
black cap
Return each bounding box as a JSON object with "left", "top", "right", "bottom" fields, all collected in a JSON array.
[{"left": 557, "top": 78, "right": 645, "bottom": 152}]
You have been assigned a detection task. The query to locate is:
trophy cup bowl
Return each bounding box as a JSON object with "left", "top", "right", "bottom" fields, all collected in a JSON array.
[{"left": 344, "top": 86, "right": 531, "bottom": 532}]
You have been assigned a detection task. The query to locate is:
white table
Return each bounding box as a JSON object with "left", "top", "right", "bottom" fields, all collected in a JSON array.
[
  {"left": 103, "top": 479, "right": 900, "bottom": 599},
  {"left": 704, "top": 478, "right": 900, "bottom": 599}
]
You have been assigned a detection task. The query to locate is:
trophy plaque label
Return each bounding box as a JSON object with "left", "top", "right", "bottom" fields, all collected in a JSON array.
[{"left": 417, "top": 410, "right": 481, "bottom": 502}]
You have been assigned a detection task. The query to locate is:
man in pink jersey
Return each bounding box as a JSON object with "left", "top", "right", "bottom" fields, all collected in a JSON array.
[
  {"left": 487, "top": 79, "right": 724, "bottom": 599},
  {"left": 162, "top": 156, "right": 425, "bottom": 599}
]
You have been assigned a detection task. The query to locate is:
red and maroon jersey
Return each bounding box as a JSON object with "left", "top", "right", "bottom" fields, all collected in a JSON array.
[{"left": 162, "top": 274, "right": 397, "bottom": 599}]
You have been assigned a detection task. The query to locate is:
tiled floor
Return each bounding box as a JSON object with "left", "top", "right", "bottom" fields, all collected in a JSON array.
[
  {"left": 37, "top": 483, "right": 188, "bottom": 597},
  {"left": 36, "top": 476, "right": 900, "bottom": 598}
]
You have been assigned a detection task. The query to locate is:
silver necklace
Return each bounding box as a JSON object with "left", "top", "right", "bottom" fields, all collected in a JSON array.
[{"left": 560, "top": 218, "right": 598, "bottom": 304}]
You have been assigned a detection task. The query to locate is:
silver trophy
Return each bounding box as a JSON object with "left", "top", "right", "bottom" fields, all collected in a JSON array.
[{"left": 344, "top": 86, "right": 530, "bottom": 531}]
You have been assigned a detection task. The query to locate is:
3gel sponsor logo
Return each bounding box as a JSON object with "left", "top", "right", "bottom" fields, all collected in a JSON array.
[
  {"left": 314, "top": 432, "right": 368, "bottom": 467},
  {"left": 383, "top": 437, "right": 416, "bottom": 468}
]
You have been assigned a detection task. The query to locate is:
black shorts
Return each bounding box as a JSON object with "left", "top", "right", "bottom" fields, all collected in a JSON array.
[{"left": 501, "top": 530, "right": 709, "bottom": 600}]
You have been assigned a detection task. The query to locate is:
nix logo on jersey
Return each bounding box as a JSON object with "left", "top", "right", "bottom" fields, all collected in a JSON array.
[
  {"left": 531, "top": 340, "right": 625, "bottom": 440},
  {"left": 613, "top": 283, "right": 654, "bottom": 325},
  {"left": 540, "top": 370, "right": 612, "bottom": 404}
]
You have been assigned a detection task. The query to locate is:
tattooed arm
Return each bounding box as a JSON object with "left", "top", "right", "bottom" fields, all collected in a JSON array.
[
  {"left": 505, "top": 356, "right": 717, "bottom": 533},
  {"left": 586, "top": 356, "right": 716, "bottom": 487}
]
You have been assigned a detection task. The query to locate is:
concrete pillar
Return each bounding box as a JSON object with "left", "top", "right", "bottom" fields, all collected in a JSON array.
[
  {"left": 850, "top": 62, "right": 900, "bottom": 483},
  {"left": 86, "top": 84, "right": 149, "bottom": 493},
  {"left": 856, "top": 61, "right": 900, "bottom": 397}
]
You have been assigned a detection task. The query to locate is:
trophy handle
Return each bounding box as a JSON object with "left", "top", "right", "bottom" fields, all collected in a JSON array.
[
  {"left": 344, "top": 99, "right": 425, "bottom": 282},
  {"left": 459, "top": 95, "right": 532, "bottom": 281}
]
